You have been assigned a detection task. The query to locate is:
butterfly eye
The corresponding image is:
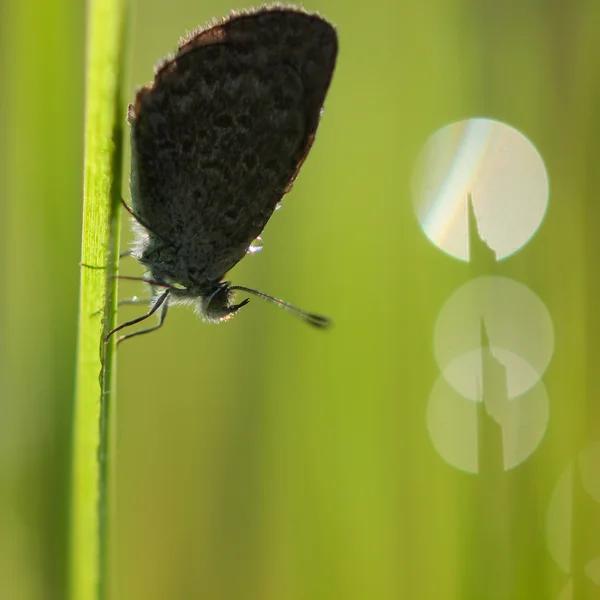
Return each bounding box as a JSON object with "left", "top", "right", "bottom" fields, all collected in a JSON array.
[
  {"left": 206, "top": 283, "right": 230, "bottom": 313},
  {"left": 198, "top": 283, "right": 247, "bottom": 323}
]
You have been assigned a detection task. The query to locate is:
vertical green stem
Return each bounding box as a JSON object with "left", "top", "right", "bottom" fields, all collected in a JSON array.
[{"left": 71, "top": 0, "right": 128, "bottom": 598}]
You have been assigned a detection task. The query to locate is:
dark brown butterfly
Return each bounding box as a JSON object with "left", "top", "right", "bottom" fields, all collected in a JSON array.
[{"left": 108, "top": 6, "right": 338, "bottom": 343}]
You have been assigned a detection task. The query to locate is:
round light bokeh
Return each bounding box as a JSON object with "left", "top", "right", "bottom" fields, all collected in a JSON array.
[
  {"left": 434, "top": 276, "right": 554, "bottom": 400},
  {"left": 427, "top": 368, "right": 549, "bottom": 473},
  {"left": 547, "top": 442, "right": 600, "bottom": 594},
  {"left": 412, "top": 118, "right": 549, "bottom": 261}
]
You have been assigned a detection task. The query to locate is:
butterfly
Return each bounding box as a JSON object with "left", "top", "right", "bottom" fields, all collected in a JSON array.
[{"left": 108, "top": 5, "right": 338, "bottom": 343}]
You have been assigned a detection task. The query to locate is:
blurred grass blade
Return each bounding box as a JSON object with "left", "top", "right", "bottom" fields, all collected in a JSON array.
[{"left": 71, "top": 0, "right": 128, "bottom": 598}]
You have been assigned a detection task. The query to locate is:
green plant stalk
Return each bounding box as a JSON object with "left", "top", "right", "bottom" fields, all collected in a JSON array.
[{"left": 71, "top": 0, "right": 128, "bottom": 598}]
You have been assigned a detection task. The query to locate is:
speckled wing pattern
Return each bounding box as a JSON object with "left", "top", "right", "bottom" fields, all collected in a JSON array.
[{"left": 129, "top": 6, "right": 338, "bottom": 285}]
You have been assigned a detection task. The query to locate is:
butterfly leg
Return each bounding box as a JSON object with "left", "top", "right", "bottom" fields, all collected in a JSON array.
[
  {"left": 90, "top": 296, "right": 151, "bottom": 318},
  {"left": 117, "top": 296, "right": 152, "bottom": 307},
  {"left": 120, "top": 197, "right": 159, "bottom": 237},
  {"left": 105, "top": 288, "right": 170, "bottom": 344}
]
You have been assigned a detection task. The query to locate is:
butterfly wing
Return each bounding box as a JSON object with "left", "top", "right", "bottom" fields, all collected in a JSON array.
[{"left": 129, "top": 7, "right": 338, "bottom": 285}]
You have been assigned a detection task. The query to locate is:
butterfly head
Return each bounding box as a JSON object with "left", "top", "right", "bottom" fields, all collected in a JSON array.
[{"left": 198, "top": 281, "right": 250, "bottom": 323}]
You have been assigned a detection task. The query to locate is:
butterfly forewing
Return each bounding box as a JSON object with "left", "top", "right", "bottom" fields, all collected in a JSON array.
[{"left": 129, "top": 7, "right": 338, "bottom": 286}]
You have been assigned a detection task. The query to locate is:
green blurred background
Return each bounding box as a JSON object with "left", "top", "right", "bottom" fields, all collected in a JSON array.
[{"left": 3, "top": 0, "right": 600, "bottom": 599}]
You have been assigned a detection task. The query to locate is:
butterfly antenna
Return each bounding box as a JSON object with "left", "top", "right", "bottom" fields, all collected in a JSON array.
[{"left": 229, "top": 285, "right": 331, "bottom": 329}]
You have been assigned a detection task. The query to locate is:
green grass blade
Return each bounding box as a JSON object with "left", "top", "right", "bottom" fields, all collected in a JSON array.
[{"left": 71, "top": 0, "right": 129, "bottom": 598}]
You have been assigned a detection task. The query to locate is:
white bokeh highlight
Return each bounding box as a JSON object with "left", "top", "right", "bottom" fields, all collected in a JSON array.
[
  {"left": 547, "top": 442, "right": 600, "bottom": 596},
  {"left": 412, "top": 118, "right": 549, "bottom": 261},
  {"left": 427, "top": 367, "right": 549, "bottom": 473},
  {"left": 434, "top": 276, "right": 554, "bottom": 400}
]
